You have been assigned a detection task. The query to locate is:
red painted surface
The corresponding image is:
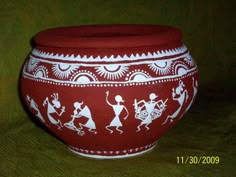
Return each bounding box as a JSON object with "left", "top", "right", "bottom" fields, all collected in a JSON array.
[{"left": 21, "top": 24, "right": 198, "bottom": 158}]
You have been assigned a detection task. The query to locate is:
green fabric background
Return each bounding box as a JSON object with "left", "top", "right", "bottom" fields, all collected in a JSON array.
[{"left": 0, "top": 0, "right": 235, "bottom": 176}]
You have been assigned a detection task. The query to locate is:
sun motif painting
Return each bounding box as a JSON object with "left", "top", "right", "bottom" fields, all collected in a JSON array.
[
  {"left": 69, "top": 70, "right": 98, "bottom": 84},
  {"left": 148, "top": 60, "right": 172, "bottom": 75},
  {"left": 184, "top": 53, "right": 196, "bottom": 67},
  {"left": 125, "top": 69, "right": 152, "bottom": 82},
  {"left": 33, "top": 65, "right": 48, "bottom": 78},
  {"left": 96, "top": 65, "right": 129, "bottom": 80},
  {"left": 52, "top": 63, "right": 79, "bottom": 79},
  {"left": 27, "top": 56, "right": 39, "bottom": 72}
]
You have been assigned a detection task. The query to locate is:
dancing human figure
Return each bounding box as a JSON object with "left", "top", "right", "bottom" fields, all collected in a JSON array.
[
  {"left": 26, "top": 95, "right": 45, "bottom": 123},
  {"left": 134, "top": 93, "right": 167, "bottom": 132},
  {"left": 185, "top": 77, "right": 198, "bottom": 112},
  {"left": 105, "top": 91, "right": 129, "bottom": 134},
  {"left": 43, "top": 93, "right": 65, "bottom": 129},
  {"left": 162, "top": 80, "right": 188, "bottom": 125},
  {"left": 64, "top": 102, "right": 97, "bottom": 136}
]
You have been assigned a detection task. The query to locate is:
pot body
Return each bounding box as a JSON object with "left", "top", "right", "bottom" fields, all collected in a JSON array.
[{"left": 21, "top": 25, "right": 198, "bottom": 158}]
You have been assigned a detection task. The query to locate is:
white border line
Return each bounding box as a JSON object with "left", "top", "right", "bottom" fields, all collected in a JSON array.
[
  {"left": 32, "top": 45, "right": 187, "bottom": 62},
  {"left": 22, "top": 67, "right": 197, "bottom": 86},
  {"left": 68, "top": 145, "right": 157, "bottom": 159},
  {"left": 30, "top": 52, "right": 190, "bottom": 66}
]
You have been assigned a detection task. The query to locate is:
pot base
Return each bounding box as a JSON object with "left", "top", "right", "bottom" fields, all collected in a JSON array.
[{"left": 68, "top": 143, "right": 157, "bottom": 159}]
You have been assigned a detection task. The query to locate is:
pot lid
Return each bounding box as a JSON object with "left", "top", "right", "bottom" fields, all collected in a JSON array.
[{"left": 33, "top": 24, "right": 182, "bottom": 49}]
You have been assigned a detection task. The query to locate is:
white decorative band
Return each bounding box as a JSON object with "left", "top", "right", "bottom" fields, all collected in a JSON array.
[
  {"left": 32, "top": 45, "right": 188, "bottom": 62},
  {"left": 23, "top": 46, "right": 197, "bottom": 87},
  {"left": 30, "top": 52, "right": 190, "bottom": 66},
  {"left": 68, "top": 142, "right": 157, "bottom": 159},
  {"left": 23, "top": 68, "right": 197, "bottom": 87}
]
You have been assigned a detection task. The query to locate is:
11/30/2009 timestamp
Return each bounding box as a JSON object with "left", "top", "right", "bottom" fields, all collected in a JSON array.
[{"left": 177, "top": 156, "right": 220, "bottom": 164}]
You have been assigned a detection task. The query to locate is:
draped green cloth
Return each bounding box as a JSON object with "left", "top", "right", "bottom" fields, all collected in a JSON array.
[{"left": 0, "top": 0, "right": 235, "bottom": 176}]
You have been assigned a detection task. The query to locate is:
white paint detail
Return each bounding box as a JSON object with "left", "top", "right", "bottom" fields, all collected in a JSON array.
[
  {"left": 26, "top": 95, "right": 45, "bottom": 123},
  {"left": 69, "top": 70, "right": 98, "bottom": 84},
  {"left": 29, "top": 52, "right": 190, "bottom": 69},
  {"left": 23, "top": 67, "right": 197, "bottom": 87},
  {"left": 68, "top": 142, "right": 157, "bottom": 159},
  {"left": 33, "top": 65, "right": 48, "bottom": 78},
  {"left": 185, "top": 77, "right": 198, "bottom": 113},
  {"left": 31, "top": 45, "right": 188, "bottom": 62},
  {"left": 64, "top": 101, "right": 97, "bottom": 136},
  {"left": 134, "top": 93, "right": 168, "bottom": 131},
  {"left": 126, "top": 70, "right": 152, "bottom": 82},
  {"left": 162, "top": 80, "right": 189, "bottom": 125},
  {"left": 105, "top": 91, "right": 129, "bottom": 134},
  {"left": 95, "top": 65, "right": 129, "bottom": 80},
  {"left": 52, "top": 63, "right": 79, "bottom": 79},
  {"left": 43, "top": 93, "right": 65, "bottom": 129},
  {"left": 27, "top": 56, "right": 39, "bottom": 72},
  {"left": 149, "top": 60, "right": 172, "bottom": 75},
  {"left": 171, "top": 61, "right": 189, "bottom": 77},
  {"left": 184, "top": 53, "right": 196, "bottom": 67}
]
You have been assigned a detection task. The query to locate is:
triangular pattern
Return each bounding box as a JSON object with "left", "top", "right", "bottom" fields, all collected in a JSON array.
[{"left": 32, "top": 45, "right": 187, "bottom": 61}]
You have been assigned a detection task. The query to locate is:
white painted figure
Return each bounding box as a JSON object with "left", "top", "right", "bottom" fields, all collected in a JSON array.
[
  {"left": 105, "top": 91, "right": 129, "bottom": 134},
  {"left": 134, "top": 93, "right": 168, "bottom": 132},
  {"left": 185, "top": 77, "right": 198, "bottom": 112},
  {"left": 64, "top": 101, "right": 97, "bottom": 136},
  {"left": 162, "top": 80, "right": 188, "bottom": 125},
  {"left": 43, "top": 93, "right": 65, "bottom": 129},
  {"left": 26, "top": 95, "right": 45, "bottom": 123}
]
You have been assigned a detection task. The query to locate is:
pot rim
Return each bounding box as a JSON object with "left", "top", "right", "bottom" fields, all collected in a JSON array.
[{"left": 33, "top": 24, "right": 182, "bottom": 49}]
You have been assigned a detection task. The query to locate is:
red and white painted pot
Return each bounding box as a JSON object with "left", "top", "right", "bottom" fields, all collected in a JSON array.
[{"left": 21, "top": 24, "right": 198, "bottom": 158}]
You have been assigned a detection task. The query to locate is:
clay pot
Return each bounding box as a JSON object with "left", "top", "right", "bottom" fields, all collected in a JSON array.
[{"left": 21, "top": 24, "right": 198, "bottom": 158}]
